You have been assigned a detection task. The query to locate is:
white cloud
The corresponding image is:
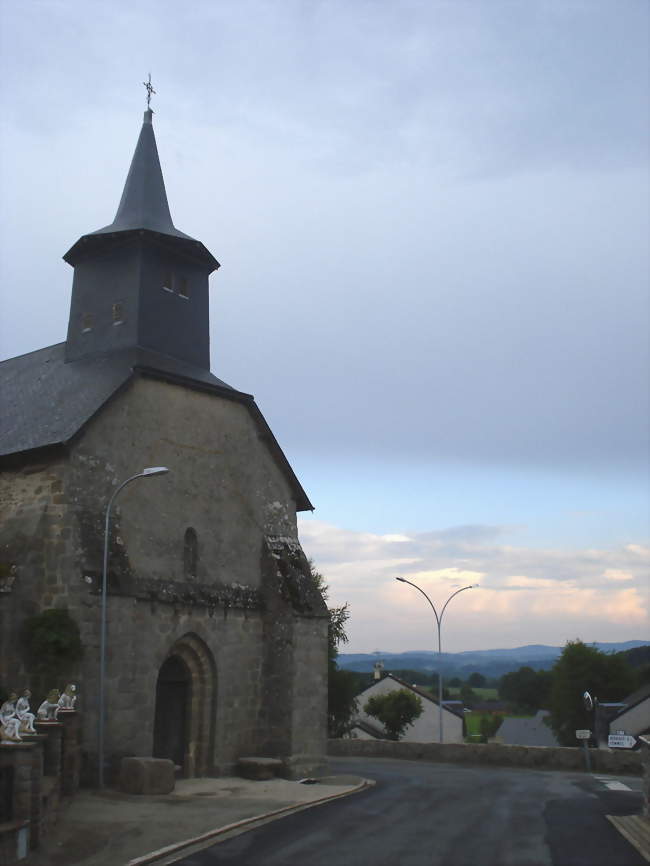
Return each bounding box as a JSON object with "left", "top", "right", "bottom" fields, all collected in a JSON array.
[
  {"left": 299, "top": 518, "right": 649, "bottom": 651},
  {"left": 604, "top": 569, "right": 634, "bottom": 582}
]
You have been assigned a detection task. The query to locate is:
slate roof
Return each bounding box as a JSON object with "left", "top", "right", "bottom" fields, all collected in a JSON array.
[
  {"left": 350, "top": 719, "right": 387, "bottom": 739},
  {"left": 64, "top": 110, "right": 219, "bottom": 271},
  {"left": 0, "top": 343, "right": 313, "bottom": 512}
]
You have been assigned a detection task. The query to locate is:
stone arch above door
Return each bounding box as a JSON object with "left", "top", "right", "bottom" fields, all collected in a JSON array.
[{"left": 155, "top": 632, "right": 216, "bottom": 777}]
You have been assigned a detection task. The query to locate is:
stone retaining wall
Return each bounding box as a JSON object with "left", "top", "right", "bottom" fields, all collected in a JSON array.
[{"left": 328, "top": 738, "right": 642, "bottom": 775}]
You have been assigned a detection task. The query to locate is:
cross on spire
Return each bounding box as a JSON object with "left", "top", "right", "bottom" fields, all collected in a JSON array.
[{"left": 143, "top": 74, "right": 156, "bottom": 109}]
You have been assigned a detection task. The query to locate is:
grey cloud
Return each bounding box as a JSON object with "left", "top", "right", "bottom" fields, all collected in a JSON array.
[{"left": 0, "top": 0, "right": 647, "bottom": 479}]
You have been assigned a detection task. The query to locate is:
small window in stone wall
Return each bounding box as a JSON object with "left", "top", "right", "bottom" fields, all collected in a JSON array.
[
  {"left": 178, "top": 277, "right": 189, "bottom": 299},
  {"left": 184, "top": 527, "right": 198, "bottom": 579},
  {"left": 81, "top": 312, "right": 94, "bottom": 332},
  {"left": 162, "top": 271, "right": 174, "bottom": 292},
  {"left": 112, "top": 302, "right": 124, "bottom": 324}
]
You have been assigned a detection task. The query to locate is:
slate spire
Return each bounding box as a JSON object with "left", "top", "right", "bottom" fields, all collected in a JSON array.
[
  {"left": 64, "top": 105, "right": 219, "bottom": 369},
  {"left": 64, "top": 109, "right": 218, "bottom": 269},
  {"left": 96, "top": 109, "right": 187, "bottom": 239}
]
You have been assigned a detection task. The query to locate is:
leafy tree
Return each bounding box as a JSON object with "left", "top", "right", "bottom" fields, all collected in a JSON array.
[
  {"left": 468, "top": 672, "right": 486, "bottom": 687},
  {"left": 20, "top": 608, "right": 84, "bottom": 701},
  {"left": 460, "top": 683, "right": 477, "bottom": 707},
  {"left": 615, "top": 646, "right": 650, "bottom": 690},
  {"left": 22, "top": 608, "right": 83, "bottom": 667},
  {"left": 479, "top": 713, "right": 503, "bottom": 741},
  {"left": 308, "top": 562, "right": 358, "bottom": 737},
  {"left": 549, "top": 640, "right": 636, "bottom": 746},
  {"left": 617, "top": 645, "right": 650, "bottom": 669},
  {"left": 364, "top": 689, "right": 423, "bottom": 740},
  {"left": 499, "top": 666, "right": 551, "bottom": 713},
  {"left": 448, "top": 676, "right": 462, "bottom": 687}
]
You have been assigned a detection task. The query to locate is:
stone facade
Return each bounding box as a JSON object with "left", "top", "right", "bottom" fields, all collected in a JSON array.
[{"left": 0, "top": 377, "right": 328, "bottom": 780}]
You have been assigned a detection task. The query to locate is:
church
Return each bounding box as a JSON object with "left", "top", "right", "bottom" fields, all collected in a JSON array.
[{"left": 0, "top": 98, "right": 328, "bottom": 781}]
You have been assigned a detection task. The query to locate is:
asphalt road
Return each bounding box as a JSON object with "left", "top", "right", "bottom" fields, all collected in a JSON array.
[{"left": 175, "top": 757, "right": 645, "bottom": 866}]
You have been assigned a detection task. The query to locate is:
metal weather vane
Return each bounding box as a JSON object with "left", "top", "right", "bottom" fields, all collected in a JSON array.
[{"left": 143, "top": 74, "right": 156, "bottom": 110}]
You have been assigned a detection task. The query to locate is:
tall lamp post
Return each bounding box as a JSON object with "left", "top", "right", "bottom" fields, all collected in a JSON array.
[
  {"left": 98, "top": 467, "right": 169, "bottom": 787},
  {"left": 395, "top": 577, "right": 478, "bottom": 744}
]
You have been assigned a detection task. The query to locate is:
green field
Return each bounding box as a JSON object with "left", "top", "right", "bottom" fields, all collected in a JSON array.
[{"left": 447, "top": 686, "right": 499, "bottom": 700}]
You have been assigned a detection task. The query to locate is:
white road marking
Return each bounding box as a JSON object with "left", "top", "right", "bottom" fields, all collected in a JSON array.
[{"left": 604, "top": 781, "right": 631, "bottom": 791}]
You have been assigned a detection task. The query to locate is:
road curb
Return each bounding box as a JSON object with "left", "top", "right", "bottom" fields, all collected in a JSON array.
[{"left": 126, "top": 778, "right": 374, "bottom": 866}]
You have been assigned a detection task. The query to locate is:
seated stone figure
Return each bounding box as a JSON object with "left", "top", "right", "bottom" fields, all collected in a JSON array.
[
  {"left": 16, "top": 688, "right": 36, "bottom": 734},
  {"left": 37, "top": 689, "right": 61, "bottom": 721},
  {"left": 58, "top": 683, "right": 77, "bottom": 710},
  {"left": 0, "top": 693, "right": 22, "bottom": 742}
]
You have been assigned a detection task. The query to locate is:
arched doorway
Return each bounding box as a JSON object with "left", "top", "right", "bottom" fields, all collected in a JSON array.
[
  {"left": 153, "top": 634, "right": 216, "bottom": 776},
  {"left": 153, "top": 655, "right": 189, "bottom": 770}
]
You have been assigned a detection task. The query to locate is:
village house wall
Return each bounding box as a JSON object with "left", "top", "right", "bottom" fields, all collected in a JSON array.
[{"left": 355, "top": 675, "right": 464, "bottom": 744}]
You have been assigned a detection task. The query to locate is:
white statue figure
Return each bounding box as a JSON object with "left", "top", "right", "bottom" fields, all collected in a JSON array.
[
  {"left": 0, "top": 693, "right": 22, "bottom": 743},
  {"left": 37, "top": 689, "right": 61, "bottom": 721},
  {"left": 16, "top": 688, "right": 36, "bottom": 734},
  {"left": 58, "top": 683, "right": 77, "bottom": 710}
]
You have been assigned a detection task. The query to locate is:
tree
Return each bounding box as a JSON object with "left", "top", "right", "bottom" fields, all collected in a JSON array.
[
  {"left": 468, "top": 672, "right": 486, "bottom": 688},
  {"left": 308, "top": 562, "right": 358, "bottom": 737},
  {"left": 364, "top": 689, "right": 423, "bottom": 740},
  {"left": 21, "top": 608, "right": 83, "bottom": 698},
  {"left": 549, "top": 640, "right": 636, "bottom": 746},
  {"left": 479, "top": 713, "right": 503, "bottom": 741},
  {"left": 460, "top": 683, "right": 477, "bottom": 708},
  {"left": 499, "top": 666, "right": 551, "bottom": 713}
]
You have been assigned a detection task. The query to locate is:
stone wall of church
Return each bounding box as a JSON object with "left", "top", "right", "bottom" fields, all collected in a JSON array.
[
  {"left": 0, "top": 375, "right": 328, "bottom": 779},
  {"left": 0, "top": 458, "right": 84, "bottom": 693},
  {"left": 67, "top": 375, "right": 300, "bottom": 592}
]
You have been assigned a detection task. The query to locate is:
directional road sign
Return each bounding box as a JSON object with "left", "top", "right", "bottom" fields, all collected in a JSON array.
[
  {"left": 575, "top": 729, "right": 591, "bottom": 739},
  {"left": 608, "top": 733, "right": 636, "bottom": 749}
]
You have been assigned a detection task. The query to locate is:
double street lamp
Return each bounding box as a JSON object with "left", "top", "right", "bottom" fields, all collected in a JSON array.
[
  {"left": 395, "top": 577, "right": 478, "bottom": 743},
  {"left": 98, "top": 467, "right": 169, "bottom": 787}
]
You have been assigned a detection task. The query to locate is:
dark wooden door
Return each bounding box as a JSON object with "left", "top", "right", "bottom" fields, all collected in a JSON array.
[{"left": 153, "top": 655, "right": 189, "bottom": 771}]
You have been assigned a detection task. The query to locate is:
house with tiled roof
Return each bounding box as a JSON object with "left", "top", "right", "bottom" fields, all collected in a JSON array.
[
  {"left": 351, "top": 673, "right": 465, "bottom": 743},
  {"left": 608, "top": 683, "right": 650, "bottom": 744}
]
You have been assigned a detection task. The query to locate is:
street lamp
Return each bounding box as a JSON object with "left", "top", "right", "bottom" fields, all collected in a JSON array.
[
  {"left": 395, "top": 577, "right": 478, "bottom": 744},
  {"left": 98, "top": 467, "right": 169, "bottom": 787}
]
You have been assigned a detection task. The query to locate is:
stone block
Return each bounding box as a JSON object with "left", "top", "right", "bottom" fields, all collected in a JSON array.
[
  {"left": 119, "top": 757, "right": 175, "bottom": 795},
  {"left": 237, "top": 756, "right": 283, "bottom": 780}
]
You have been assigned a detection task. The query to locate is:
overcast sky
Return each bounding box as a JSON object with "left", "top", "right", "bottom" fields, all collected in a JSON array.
[{"left": 1, "top": 0, "right": 647, "bottom": 652}]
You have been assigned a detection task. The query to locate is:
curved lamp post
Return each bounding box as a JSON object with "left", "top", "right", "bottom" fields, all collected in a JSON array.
[
  {"left": 98, "top": 467, "right": 169, "bottom": 787},
  {"left": 395, "top": 577, "right": 478, "bottom": 743}
]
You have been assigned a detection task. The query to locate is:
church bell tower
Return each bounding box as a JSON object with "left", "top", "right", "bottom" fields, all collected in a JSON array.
[{"left": 63, "top": 96, "right": 219, "bottom": 370}]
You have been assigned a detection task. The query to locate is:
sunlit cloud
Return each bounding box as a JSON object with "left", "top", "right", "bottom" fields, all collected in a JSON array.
[
  {"left": 604, "top": 569, "right": 634, "bottom": 582},
  {"left": 299, "top": 518, "right": 649, "bottom": 651}
]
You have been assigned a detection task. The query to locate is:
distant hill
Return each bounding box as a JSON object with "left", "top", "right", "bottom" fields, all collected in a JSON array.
[{"left": 338, "top": 641, "right": 649, "bottom": 679}]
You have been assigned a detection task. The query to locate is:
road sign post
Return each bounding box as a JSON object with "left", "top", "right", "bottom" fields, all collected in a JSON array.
[{"left": 576, "top": 730, "right": 592, "bottom": 772}]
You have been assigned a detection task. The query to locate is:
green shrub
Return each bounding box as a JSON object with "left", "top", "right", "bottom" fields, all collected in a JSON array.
[{"left": 22, "top": 608, "right": 83, "bottom": 675}]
